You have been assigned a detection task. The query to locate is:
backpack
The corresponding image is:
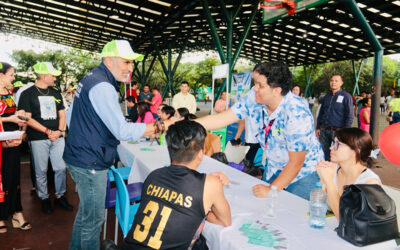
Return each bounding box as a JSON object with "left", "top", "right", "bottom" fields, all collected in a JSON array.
[{"left": 337, "top": 184, "right": 399, "bottom": 246}]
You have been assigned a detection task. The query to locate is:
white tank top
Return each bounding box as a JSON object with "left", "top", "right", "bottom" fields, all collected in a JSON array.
[{"left": 333, "top": 166, "right": 382, "bottom": 191}]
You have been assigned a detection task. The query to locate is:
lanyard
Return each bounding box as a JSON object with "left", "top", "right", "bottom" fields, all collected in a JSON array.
[{"left": 263, "top": 119, "right": 275, "bottom": 149}]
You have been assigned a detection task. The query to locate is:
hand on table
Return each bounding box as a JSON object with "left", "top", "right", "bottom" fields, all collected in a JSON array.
[
  {"left": 210, "top": 172, "right": 230, "bottom": 186},
  {"left": 316, "top": 160, "right": 336, "bottom": 185},
  {"left": 252, "top": 184, "right": 270, "bottom": 198}
]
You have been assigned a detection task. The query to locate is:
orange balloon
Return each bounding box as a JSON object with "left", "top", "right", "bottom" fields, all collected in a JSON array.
[{"left": 378, "top": 123, "right": 400, "bottom": 165}]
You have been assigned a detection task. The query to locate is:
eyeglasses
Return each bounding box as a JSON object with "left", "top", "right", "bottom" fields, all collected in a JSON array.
[{"left": 331, "top": 140, "right": 344, "bottom": 151}]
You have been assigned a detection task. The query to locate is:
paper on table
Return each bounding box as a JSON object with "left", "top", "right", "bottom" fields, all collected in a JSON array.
[{"left": 0, "top": 130, "right": 25, "bottom": 141}]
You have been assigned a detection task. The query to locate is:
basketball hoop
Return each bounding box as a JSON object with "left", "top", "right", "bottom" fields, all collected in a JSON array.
[{"left": 260, "top": 0, "right": 296, "bottom": 15}]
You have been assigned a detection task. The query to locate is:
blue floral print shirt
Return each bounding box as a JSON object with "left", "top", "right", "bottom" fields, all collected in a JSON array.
[{"left": 232, "top": 89, "right": 324, "bottom": 184}]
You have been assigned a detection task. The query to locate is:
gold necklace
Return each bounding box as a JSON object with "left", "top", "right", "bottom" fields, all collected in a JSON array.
[{"left": 35, "top": 86, "right": 49, "bottom": 96}]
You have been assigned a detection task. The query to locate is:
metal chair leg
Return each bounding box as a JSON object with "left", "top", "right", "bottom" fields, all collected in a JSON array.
[
  {"left": 114, "top": 215, "right": 118, "bottom": 245},
  {"left": 103, "top": 210, "right": 108, "bottom": 240}
]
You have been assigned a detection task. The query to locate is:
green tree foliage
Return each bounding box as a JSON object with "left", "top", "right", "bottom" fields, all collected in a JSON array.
[
  {"left": 137, "top": 55, "right": 255, "bottom": 95},
  {"left": 11, "top": 49, "right": 100, "bottom": 90},
  {"left": 291, "top": 56, "right": 400, "bottom": 97},
  {"left": 11, "top": 47, "right": 400, "bottom": 99}
]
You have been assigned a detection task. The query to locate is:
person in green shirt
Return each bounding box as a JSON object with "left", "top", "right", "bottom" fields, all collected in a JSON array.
[{"left": 388, "top": 90, "right": 400, "bottom": 125}]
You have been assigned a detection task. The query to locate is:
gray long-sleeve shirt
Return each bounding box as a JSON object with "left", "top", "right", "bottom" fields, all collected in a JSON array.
[{"left": 317, "top": 89, "right": 354, "bottom": 129}]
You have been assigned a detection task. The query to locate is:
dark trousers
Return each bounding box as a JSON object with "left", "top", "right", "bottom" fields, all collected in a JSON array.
[
  {"left": 0, "top": 146, "right": 23, "bottom": 220},
  {"left": 390, "top": 112, "right": 400, "bottom": 125},
  {"left": 319, "top": 128, "right": 335, "bottom": 161},
  {"left": 245, "top": 143, "right": 261, "bottom": 163}
]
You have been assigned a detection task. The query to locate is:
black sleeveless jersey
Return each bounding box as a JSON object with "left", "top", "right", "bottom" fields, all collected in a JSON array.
[{"left": 122, "top": 165, "right": 206, "bottom": 250}]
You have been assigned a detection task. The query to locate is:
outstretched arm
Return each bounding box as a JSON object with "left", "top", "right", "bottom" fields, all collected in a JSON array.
[{"left": 196, "top": 109, "right": 239, "bottom": 131}]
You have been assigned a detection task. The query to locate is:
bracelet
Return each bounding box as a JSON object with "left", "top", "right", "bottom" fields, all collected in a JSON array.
[
  {"left": 44, "top": 128, "right": 48, "bottom": 135},
  {"left": 58, "top": 129, "right": 65, "bottom": 132}
]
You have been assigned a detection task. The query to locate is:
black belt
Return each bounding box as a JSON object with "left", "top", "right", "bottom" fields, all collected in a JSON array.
[{"left": 323, "top": 126, "right": 342, "bottom": 131}]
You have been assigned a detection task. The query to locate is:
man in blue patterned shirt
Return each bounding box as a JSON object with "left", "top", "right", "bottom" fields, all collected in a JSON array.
[{"left": 197, "top": 62, "right": 324, "bottom": 200}]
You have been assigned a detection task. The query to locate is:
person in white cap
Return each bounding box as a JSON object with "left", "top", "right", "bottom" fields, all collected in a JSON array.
[
  {"left": 18, "top": 62, "right": 73, "bottom": 214},
  {"left": 63, "top": 40, "right": 169, "bottom": 250}
]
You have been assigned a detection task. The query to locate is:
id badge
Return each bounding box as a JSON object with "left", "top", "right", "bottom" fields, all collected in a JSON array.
[{"left": 262, "top": 148, "right": 268, "bottom": 166}]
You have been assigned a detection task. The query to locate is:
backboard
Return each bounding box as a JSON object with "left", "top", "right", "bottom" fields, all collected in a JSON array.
[{"left": 262, "top": 0, "right": 330, "bottom": 24}]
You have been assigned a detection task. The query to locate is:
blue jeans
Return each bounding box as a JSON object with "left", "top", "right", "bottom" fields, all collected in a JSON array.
[
  {"left": 29, "top": 138, "right": 66, "bottom": 200},
  {"left": 266, "top": 171, "right": 320, "bottom": 200},
  {"left": 390, "top": 112, "right": 400, "bottom": 125},
  {"left": 67, "top": 164, "right": 108, "bottom": 250}
]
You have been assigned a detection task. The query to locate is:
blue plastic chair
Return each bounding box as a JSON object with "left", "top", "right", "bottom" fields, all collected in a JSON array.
[
  {"left": 109, "top": 166, "right": 140, "bottom": 244},
  {"left": 103, "top": 166, "right": 142, "bottom": 240},
  {"left": 108, "top": 166, "right": 131, "bottom": 182}
]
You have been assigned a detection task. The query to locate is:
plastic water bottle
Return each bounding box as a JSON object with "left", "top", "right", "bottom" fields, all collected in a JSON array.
[
  {"left": 266, "top": 185, "right": 278, "bottom": 217},
  {"left": 309, "top": 182, "right": 328, "bottom": 229},
  {"left": 159, "top": 133, "right": 166, "bottom": 145}
]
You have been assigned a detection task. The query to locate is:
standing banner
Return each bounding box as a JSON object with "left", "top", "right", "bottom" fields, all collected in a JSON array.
[
  {"left": 230, "top": 71, "right": 252, "bottom": 104},
  {"left": 226, "top": 71, "right": 252, "bottom": 143},
  {"left": 210, "top": 64, "right": 229, "bottom": 150},
  {"left": 211, "top": 64, "right": 230, "bottom": 114}
]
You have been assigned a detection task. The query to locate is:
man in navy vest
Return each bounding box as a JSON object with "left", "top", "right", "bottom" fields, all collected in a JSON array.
[{"left": 63, "top": 40, "right": 158, "bottom": 250}]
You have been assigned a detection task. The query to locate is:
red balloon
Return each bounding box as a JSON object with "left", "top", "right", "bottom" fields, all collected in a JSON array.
[{"left": 378, "top": 123, "right": 400, "bottom": 165}]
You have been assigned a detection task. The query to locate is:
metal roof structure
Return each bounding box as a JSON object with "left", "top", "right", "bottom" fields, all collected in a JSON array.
[{"left": 1, "top": 0, "right": 400, "bottom": 66}]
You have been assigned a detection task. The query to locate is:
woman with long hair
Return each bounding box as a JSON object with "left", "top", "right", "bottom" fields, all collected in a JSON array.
[
  {"left": 0, "top": 62, "right": 29, "bottom": 233},
  {"left": 316, "top": 128, "right": 381, "bottom": 221},
  {"left": 176, "top": 107, "right": 189, "bottom": 119},
  {"left": 135, "top": 102, "right": 154, "bottom": 123}
]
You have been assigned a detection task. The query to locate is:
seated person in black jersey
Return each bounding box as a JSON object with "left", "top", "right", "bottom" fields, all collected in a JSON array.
[
  {"left": 126, "top": 96, "right": 138, "bottom": 122},
  {"left": 122, "top": 120, "right": 231, "bottom": 250}
]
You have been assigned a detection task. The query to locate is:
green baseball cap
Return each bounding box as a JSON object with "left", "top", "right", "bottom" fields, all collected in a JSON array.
[
  {"left": 0, "top": 62, "right": 3, "bottom": 70},
  {"left": 33, "top": 62, "right": 62, "bottom": 76},
  {"left": 13, "top": 81, "right": 25, "bottom": 87},
  {"left": 101, "top": 40, "right": 144, "bottom": 61}
]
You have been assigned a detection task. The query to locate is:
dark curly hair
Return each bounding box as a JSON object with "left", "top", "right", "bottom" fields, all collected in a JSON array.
[{"left": 253, "top": 62, "right": 292, "bottom": 96}]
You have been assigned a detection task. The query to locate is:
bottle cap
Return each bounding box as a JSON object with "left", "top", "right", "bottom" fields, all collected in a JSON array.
[{"left": 315, "top": 182, "right": 322, "bottom": 188}]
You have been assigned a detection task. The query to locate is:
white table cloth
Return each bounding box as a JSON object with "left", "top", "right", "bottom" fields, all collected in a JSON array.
[{"left": 117, "top": 141, "right": 397, "bottom": 250}]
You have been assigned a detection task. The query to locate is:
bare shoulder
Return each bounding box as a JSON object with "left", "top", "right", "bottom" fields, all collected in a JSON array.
[
  {"left": 205, "top": 174, "right": 223, "bottom": 190},
  {"left": 364, "top": 178, "right": 382, "bottom": 185}
]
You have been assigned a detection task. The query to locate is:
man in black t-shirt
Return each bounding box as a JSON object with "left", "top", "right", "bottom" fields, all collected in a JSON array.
[
  {"left": 122, "top": 120, "right": 231, "bottom": 250},
  {"left": 18, "top": 62, "right": 72, "bottom": 214}
]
